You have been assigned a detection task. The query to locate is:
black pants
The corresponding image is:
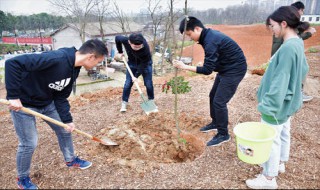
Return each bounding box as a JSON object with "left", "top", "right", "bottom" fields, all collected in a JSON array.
[{"left": 209, "top": 72, "right": 246, "bottom": 136}]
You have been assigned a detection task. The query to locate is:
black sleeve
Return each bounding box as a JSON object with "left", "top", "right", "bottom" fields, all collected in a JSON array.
[
  {"left": 5, "top": 53, "right": 56, "bottom": 99},
  {"left": 54, "top": 94, "right": 73, "bottom": 123},
  {"left": 52, "top": 69, "right": 80, "bottom": 123},
  {"left": 196, "top": 43, "right": 218, "bottom": 75},
  {"left": 115, "top": 36, "right": 128, "bottom": 54}
]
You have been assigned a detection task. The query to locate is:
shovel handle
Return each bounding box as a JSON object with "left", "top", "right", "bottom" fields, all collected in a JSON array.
[
  {"left": 122, "top": 57, "right": 143, "bottom": 95},
  {"left": 0, "top": 99, "right": 93, "bottom": 139}
]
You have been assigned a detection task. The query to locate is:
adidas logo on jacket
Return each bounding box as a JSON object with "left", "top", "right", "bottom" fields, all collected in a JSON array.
[{"left": 49, "top": 78, "right": 71, "bottom": 91}]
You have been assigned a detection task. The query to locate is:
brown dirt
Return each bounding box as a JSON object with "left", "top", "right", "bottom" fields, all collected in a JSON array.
[{"left": 0, "top": 25, "right": 319, "bottom": 189}]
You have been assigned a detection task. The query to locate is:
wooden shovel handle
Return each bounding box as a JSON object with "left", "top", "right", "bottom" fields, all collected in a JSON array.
[
  {"left": 0, "top": 99, "right": 93, "bottom": 139},
  {"left": 122, "top": 57, "right": 143, "bottom": 95}
]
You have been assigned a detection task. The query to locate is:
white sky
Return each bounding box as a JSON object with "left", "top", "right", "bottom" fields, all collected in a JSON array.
[{"left": 0, "top": 0, "right": 245, "bottom": 15}]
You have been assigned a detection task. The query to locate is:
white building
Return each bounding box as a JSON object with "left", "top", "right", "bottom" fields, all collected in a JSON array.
[
  {"left": 301, "top": 15, "right": 320, "bottom": 24},
  {"left": 50, "top": 21, "right": 144, "bottom": 52}
]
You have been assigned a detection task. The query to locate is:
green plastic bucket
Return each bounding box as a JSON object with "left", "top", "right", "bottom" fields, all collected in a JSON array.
[{"left": 233, "top": 122, "right": 277, "bottom": 164}]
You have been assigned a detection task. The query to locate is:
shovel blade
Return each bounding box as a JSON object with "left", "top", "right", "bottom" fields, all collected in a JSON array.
[
  {"left": 93, "top": 136, "right": 118, "bottom": 146},
  {"left": 141, "top": 100, "right": 158, "bottom": 115}
]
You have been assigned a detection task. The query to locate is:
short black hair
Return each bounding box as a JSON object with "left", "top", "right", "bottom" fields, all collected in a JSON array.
[
  {"left": 78, "top": 39, "right": 108, "bottom": 57},
  {"left": 291, "top": 1, "right": 305, "bottom": 10},
  {"left": 179, "top": 16, "right": 205, "bottom": 34},
  {"left": 129, "top": 33, "right": 144, "bottom": 45}
]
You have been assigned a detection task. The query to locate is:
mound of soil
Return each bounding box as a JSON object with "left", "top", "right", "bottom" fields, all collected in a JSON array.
[{"left": 94, "top": 112, "right": 205, "bottom": 164}]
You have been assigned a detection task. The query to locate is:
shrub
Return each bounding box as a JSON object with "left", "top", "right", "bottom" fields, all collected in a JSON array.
[{"left": 308, "top": 47, "right": 319, "bottom": 53}]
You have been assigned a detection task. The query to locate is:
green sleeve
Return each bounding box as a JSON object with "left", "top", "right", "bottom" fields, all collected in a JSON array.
[
  {"left": 258, "top": 47, "right": 294, "bottom": 116},
  {"left": 299, "top": 32, "right": 312, "bottom": 40}
]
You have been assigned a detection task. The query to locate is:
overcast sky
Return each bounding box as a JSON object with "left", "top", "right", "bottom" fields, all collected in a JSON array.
[{"left": 0, "top": 0, "right": 245, "bottom": 15}]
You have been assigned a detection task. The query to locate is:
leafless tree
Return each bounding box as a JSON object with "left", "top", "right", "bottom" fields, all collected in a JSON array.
[
  {"left": 109, "top": 0, "right": 131, "bottom": 34},
  {"left": 93, "top": 0, "right": 110, "bottom": 41},
  {"left": 48, "top": 0, "right": 98, "bottom": 43},
  {"left": 156, "top": 0, "right": 182, "bottom": 73},
  {"left": 145, "top": 0, "right": 165, "bottom": 54}
]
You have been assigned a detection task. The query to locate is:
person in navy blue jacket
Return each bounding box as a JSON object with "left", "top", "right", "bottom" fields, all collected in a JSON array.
[
  {"left": 115, "top": 33, "right": 156, "bottom": 112},
  {"left": 173, "top": 16, "right": 247, "bottom": 147},
  {"left": 5, "top": 39, "right": 108, "bottom": 189}
]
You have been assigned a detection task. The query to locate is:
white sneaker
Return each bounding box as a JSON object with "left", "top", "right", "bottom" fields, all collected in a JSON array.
[
  {"left": 120, "top": 101, "right": 127, "bottom": 112},
  {"left": 279, "top": 163, "right": 285, "bottom": 173},
  {"left": 302, "top": 92, "right": 313, "bottom": 102},
  {"left": 246, "top": 174, "right": 278, "bottom": 189}
]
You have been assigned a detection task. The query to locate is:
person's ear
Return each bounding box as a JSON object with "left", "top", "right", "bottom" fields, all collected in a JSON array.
[
  {"left": 87, "top": 53, "right": 96, "bottom": 61},
  {"left": 280, "top": 21, "right": 288, "bottom": 28}
]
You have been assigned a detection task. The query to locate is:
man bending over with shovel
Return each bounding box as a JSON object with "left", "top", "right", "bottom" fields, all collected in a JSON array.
[
  {"left": 114, "top": 33, "right": 157, "bottom": 113},
  {"left": 5, "top": 39, "right": 108, "bottom": 189}
]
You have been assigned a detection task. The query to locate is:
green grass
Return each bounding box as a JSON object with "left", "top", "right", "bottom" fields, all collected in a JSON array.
[
  {"left": 0, "top": 44, "right": 33, "bottom": 54},
  {"left": 308, "top": 47, "right": 319, "bottom": 53},
  {"left": 76, "top": 78, "right": 113, "bottom": 86},
  {"left": 254, "top": 61, "right": 269, "bottom": 71},
  {"left": 187, "top": 71, "right": 198, "bottom": 77},
  {"left": 0, "top": 68, "right": 4, "bottom": 83},
  {"left": 177, "top": 40, "right": 194, "bottom": 47}
]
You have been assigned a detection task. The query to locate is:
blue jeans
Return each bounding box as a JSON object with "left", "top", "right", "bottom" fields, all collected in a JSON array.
[
  {"left": 209, "top": 72, "right": 246, "bottom": 136},
  {"left": 122, "top": 62, "right": 154, "bottom": 102},
  {"left": 10, "top": 102, "right": 75, "bottom": 178},
  {"left": 261, "top": 118, "right": 291, "bottom": 177}
]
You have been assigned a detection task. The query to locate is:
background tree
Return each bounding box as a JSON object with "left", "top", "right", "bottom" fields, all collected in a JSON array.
[
  {"left": 93, "top": 0, "right": 110, "bottom": 41},
  {"left": 109, "top": 0, "right": 131, "bottom": 34},
  {"left": 145, "top": 0, "right": 165, "bottom": 54},
  {"left": 0, "top": 11, "right": 7, "bottom": 38},
  {"left": 48, "top": 0, "right": 98, "bottom": 43}
]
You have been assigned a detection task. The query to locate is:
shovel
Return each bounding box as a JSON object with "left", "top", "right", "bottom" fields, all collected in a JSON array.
[
  {"left": 122, "top": 57, "right": 158, "bottom": 115},
  {"left": 0, "top": 99, "right": 118, "bottom": 146}
]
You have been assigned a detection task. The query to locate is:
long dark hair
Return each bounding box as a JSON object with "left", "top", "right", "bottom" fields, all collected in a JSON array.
[{"left": 266, "top": 6, "right": 309, "bottom": 33}]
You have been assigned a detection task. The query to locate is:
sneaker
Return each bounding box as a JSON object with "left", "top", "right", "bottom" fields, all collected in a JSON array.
[
  {"left": 17, "top": 176, "right": 38, "bottom": 189},
  {"left": 279, "top": 162, "right": 285, "bottom": 173},
  {"left": 120, "top": 101, "right": 127, "bottom": 112},
  {"left": 200, "top": 123, "right": 217, "bottom": 133},
  {"left": 246, "top": 174, "right": 278, "bottom": 189},
  {"left": 66, "top": 156, "right": 92, "bottom": 170},
  {"left": 206, "top": 133, "right": 230, "bottom": 147},
  {"left": 302, "top": 92, "right": 313, "bottom": 102}
]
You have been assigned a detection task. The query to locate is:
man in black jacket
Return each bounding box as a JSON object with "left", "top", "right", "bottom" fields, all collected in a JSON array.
[
  {"left": 173, "top": 16, "right": 247, "bottom": 147},
  {"left": 115, "top": 33, "right": 156, "bottom": 112},
  {"left": 5, "top": 39, "right": 108, "bottom": 189}
]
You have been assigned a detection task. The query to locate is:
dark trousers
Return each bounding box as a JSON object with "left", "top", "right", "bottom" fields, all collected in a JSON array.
[
  {"left": 122, "top": 62, "right": 154, "bottom": 102},
  {"left": 209, "top": 72, "right": 245, "bottom": 135}
]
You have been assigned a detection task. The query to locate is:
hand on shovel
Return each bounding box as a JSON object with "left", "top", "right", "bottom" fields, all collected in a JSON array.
[
  {"left": 8, "top": 99, "right": 23, "bottom": 112},
  {"left": 65, "top": 122, "right": 76, "bottom": 132},
  {"left": 131, "top": 76, "right": 138, "bottom": 83},
  {"left": 0, "top": 99, "right": 118, "bottom": 146}
]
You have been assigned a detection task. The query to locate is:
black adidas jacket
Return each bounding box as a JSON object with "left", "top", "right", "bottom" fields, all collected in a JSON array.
[{"left": 5, "top": 47, "right": 80, "bottom": 123}]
